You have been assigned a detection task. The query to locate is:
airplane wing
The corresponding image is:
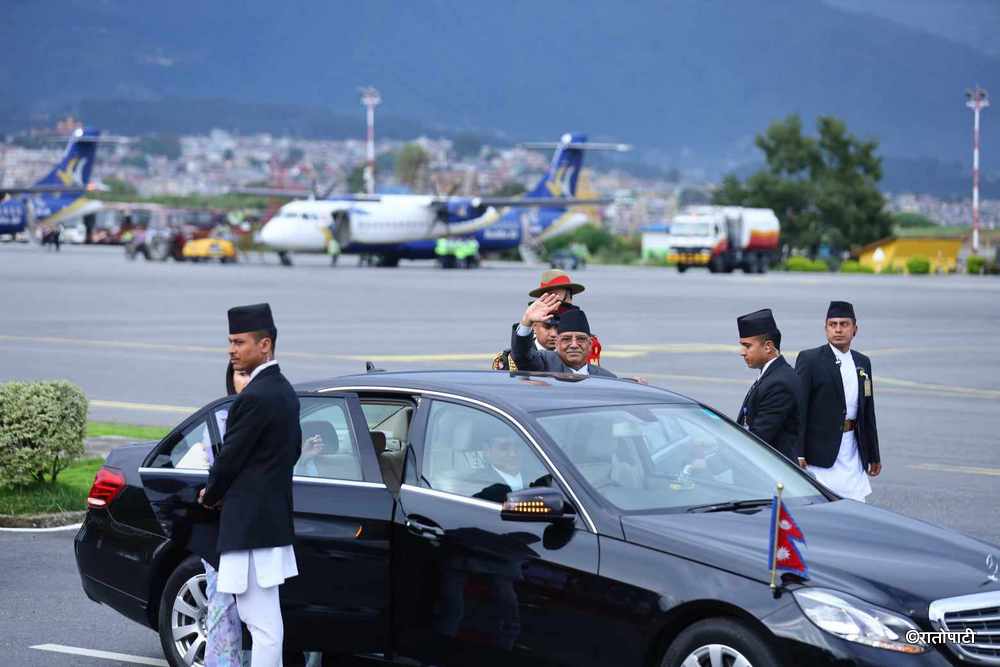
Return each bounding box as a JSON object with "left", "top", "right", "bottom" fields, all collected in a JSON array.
[
  {"left": 231, "top": 187, "right": 382, "bottom": 201},
  {"left": 1, "top": 186, "right": 86, "bottom": 195},
  {"left": 448, "top": 196, "right": 611, "bottom": 208}
]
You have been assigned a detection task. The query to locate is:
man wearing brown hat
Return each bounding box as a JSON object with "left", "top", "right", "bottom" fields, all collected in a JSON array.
[
  {"left": 492, "top": 269, "right": 587, "bottom": 370},
  {"left": 511, "top": 291, "right": 616, "bottom": 377},
  {"left": 199, "top": 303, "right": 301, "bottom": 667},
  {"left": 736, "top": 308, "right": 802, "bottom": 462},
  {"left": 795, "top": 301, "right": 881, "bottom": 502}
]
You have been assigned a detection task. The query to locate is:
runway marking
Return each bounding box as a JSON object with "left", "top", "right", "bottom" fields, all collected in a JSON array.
[
  {"left": 90, "top": 399, "right": 197, "bottom": 414},
  {"left": 30, "top": 644, "right": 168, "bottom": 666},
  {"left": 876, "top": 377, "right": 1000, "bottom": 400},
  {"left": 909, "top": 463, "right": 1000, "bottom": 477},
  {"left": 0, "top": 523, "right": 82, "bottom": 533},
  {"left": 638, "top": 372, "right": 999, "bottom": 401}
]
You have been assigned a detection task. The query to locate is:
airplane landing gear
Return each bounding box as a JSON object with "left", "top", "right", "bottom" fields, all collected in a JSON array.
[{"left": 278, "top": 251, "right": 293, "bottom": 267}]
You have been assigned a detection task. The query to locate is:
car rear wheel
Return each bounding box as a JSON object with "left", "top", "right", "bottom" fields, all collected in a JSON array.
[
  {"left": 158, "top": 556, "right": 208, "bottom": 667},
  {"left": 662, "top": 618, "right": 780, "bottom": 667}
]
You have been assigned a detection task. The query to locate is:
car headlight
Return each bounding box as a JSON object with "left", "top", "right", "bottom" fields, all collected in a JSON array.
[{"left": 794, "top": 588, "right": 927, "bottom": 654}]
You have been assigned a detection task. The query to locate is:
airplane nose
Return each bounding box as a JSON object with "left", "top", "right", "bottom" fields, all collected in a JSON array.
[{"left": 259, "top": 218, "right": 284, "bottom": 246}]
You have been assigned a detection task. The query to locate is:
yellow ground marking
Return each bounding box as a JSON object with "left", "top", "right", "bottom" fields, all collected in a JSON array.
[
  {"left": 638, "top": 372, "right": 999, "bottom": 401},
  {"left": 909, "top": 463, "right": 1000, "bottom": 477},
  {"left": 875, "top": 376, "right": 1000, "bottom": 400},
  {"left": 90, "top": 399, "right": 197, "bottom": 414},
  {"left": 640, "top": 372, "right": 748, "bottom": 386}
]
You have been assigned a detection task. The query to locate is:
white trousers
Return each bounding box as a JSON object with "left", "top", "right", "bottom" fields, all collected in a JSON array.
[{"left": 233, "top": 552, "right": 284, "bottom": 667}]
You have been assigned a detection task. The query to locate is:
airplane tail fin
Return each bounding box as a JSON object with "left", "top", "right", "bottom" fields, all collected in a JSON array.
[
  {"left": 35, "top": 128, "right": 100, "bottom": 190},
  {"left": 525, "top": 133, "right": 588, "bottom": 200}
]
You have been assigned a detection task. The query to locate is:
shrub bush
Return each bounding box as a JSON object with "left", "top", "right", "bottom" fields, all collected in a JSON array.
[
  {"left": 839, "top": 260, "right": 874, "bottom": 273},
  {"left": 906, "top": 255, "right": 931, "bottom": 275},
  {"left": 880, "top": 262, "right": 904, "bottom": 275},
  {"left": 787, "top": 256, "right": 829, "bottom": 272},
  {"left": 0, "top": 381, "right": 87, "bottom": 488},
  {"left": 967, "top": 255, "right": 986, "bottom": 275}
]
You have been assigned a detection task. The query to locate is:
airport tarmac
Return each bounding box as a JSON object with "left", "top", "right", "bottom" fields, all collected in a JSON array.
[{"left": 2, "top": 243, "right": 999, "bottom": 544}]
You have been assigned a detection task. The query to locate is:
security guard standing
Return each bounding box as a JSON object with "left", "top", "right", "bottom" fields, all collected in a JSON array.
[
  {"left": 199, "top": 303, "right": 301, "bottom": 666},
  {"left": 736, "top": 308, "right": 802, "bottom": 461},
  {"left": 795, "top": 301, "right": 881, "bottom": 501}
]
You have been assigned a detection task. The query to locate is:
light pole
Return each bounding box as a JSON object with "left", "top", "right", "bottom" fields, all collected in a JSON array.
[
  {"left": 360, "top": 87, "right": 381, "bottom": 195},
  {"left": 966, "top": 86, "right": 989, "bottom": 254}
]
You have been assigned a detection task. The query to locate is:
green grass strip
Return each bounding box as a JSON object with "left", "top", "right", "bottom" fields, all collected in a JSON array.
[
  {"left": 0, "top": 457, "right": 105, "bottom": 515},
  {"left": 86, "top": 421, "right": 170, "bottom": 441}
]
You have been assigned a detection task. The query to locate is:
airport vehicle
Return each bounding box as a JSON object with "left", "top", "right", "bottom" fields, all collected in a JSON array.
[
  {"left": 669, "top": 206, "right": 780, "bottom": 273},
  {"left": 76, "top": 370, "right": 998, "bottom": 667},
  {"left": 548, "top": 246, "right": 587, "bottom": 271},
  {"left": 0, "top": 128, "right": 103, "bottom": 238},
  {"left": 181, "top": 237, "right": 237, "bottom": 263},
  {"left": 250, "top": 133, "right": 622, "bottom": 266}
]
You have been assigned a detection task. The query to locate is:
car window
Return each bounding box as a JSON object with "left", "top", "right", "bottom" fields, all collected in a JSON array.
[
  {"left": 171, "top": 419, "right": 213, "bottom": 470},
  {"left": 421, "top": 401, "right": 550, "bottom": 503},
  {"left": 535, "top": 404, "right": 823, "bottom": 513},
  {"left": 361, "top": 401, "right": 412, "bottom": 452},
  {"left": 296, "top": 396, "right": 362, "bottom": 481}
]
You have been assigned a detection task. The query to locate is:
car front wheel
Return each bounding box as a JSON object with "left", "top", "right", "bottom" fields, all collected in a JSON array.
[
  {"left": 662, "top": 618, "right": 780, "bottom": 667},
  {"left": 158, "top": 556, "right": 208, "bottom": 667}
]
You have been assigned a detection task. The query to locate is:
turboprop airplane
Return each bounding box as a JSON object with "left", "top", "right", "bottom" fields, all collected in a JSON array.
[
  {"left": 0, "top": 128, "right": 103, "bottom": 238},
  {"left": 248, "top": 133, "right": 627, "bottom": 266}
]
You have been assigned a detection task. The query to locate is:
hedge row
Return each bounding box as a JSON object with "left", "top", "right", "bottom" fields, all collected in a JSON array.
[{"left": 0, "top": 381, "right": 88, "bottom": 488}]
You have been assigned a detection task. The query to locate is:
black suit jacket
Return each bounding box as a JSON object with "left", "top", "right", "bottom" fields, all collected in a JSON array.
[
  {"left": 738, "top": 355, "right": 802, "bottom": 461},
  {"left": 203, "top": 364, "right": 302, "bottom": 553},
  {"left": 795, "top": 345, "right": 880, "bottom": 469},
  {"left": 510, "top": 329, "right": 617, "bottom": 378}
]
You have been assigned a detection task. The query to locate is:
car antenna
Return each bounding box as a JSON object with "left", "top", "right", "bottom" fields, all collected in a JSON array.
[{"left": 365, "top": 361, "right": 385, "bottom": 373}]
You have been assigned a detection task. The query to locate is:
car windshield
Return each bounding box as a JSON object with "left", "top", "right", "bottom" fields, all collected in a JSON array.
[
  {"left": 670, "top": 221, "right": 712, "bottom": 236},
  {"left": 534, "top": 404, "right": 823, "bottom": 513}
]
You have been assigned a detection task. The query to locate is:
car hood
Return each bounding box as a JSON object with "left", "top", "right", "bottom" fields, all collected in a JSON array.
[{"left": 622, "top": 500, "right": 1000, "bottom": 617}]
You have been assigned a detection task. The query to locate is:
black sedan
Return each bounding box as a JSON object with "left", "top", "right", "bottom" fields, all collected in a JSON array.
[{"left": 76, "top": 370, "right": 1000, "bottom": 667}]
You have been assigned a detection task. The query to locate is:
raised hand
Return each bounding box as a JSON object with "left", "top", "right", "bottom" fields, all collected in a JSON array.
[{"left": 521, "top": 292, "right": 562, "bottom": 326}]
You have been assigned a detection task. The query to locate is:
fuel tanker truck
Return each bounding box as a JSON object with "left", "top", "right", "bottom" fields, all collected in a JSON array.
[{"left": 668, "top": 206, "right": 780, "bottom": 273}]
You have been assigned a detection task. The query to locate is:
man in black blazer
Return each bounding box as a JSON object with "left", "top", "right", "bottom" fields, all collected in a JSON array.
[
  {"left": 510, "top": 292, "right": 617, "bottom": 378},
  {"left": 795, "top": 301, "right": 881, "bottom": 501},
  {"left": 199, "top": 303, "right": 301, "bottom": 666},
  {"left": 736, "top": 309, "right": 802, "bottom": 461}
]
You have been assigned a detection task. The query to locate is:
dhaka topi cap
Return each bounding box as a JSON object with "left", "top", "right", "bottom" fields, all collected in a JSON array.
[
  {"left": 737, "top": 308, "right": 779, "bottom": 339},
  {"left": 826, "top": 300, "right": 856, "bottom": 320},
  {"left": 556, "top": 308, "right": 591, "bottom": 336},
  {"left": 228, "top": 303, "right": 276, "bottom": 336}
]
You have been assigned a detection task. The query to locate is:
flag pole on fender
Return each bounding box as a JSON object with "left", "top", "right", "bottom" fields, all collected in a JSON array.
[{"left": 768, "top": 482, "right": 784, "bottom": 594}]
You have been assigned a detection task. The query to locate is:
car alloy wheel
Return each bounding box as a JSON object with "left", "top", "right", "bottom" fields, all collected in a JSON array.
[
  {"left": 681, "top": 643, "right": 753, "bottom": 667},
  {"left": 170, "top": 572, "right": 208, "bottom": 667}
]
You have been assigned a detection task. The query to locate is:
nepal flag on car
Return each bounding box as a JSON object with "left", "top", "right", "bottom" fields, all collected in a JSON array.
[{"left": 768, "top": 494, "right": 809, "bottom": 583}]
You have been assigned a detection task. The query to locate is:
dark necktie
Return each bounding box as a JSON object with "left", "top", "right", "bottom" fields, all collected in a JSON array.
[{"left": 738, "top": 378, "right": 759, "bottom": 427}]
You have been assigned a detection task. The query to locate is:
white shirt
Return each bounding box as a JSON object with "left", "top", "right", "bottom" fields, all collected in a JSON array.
[
  {"left": 829, "top": 344, "right": 858, "bottom": 420},
  {"left": 760, "top": 356, "right": 778, "bottom": 377},
  {"left": 216, "top": 357, "right": 298, "bottom": 594},
  {"left": 492, "top": 466, "right": 524, "bottom": 492},
  {"left": 248, "top": 359, "right": 278, "bottom": 383}
]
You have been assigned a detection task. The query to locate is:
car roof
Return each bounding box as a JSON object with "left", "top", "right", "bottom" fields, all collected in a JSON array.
[{"left": 295, "top": 369, "right": 697, "bottom": 415}]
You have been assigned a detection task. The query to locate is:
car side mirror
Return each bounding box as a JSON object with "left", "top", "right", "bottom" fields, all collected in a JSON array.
[{"left": 500, "top": 487, "right": 573, "bottom": 523}]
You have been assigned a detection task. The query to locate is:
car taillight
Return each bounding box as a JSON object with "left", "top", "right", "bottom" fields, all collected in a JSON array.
[{"left": 87, "top": 467, "right": 126, "bottom": 509}]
